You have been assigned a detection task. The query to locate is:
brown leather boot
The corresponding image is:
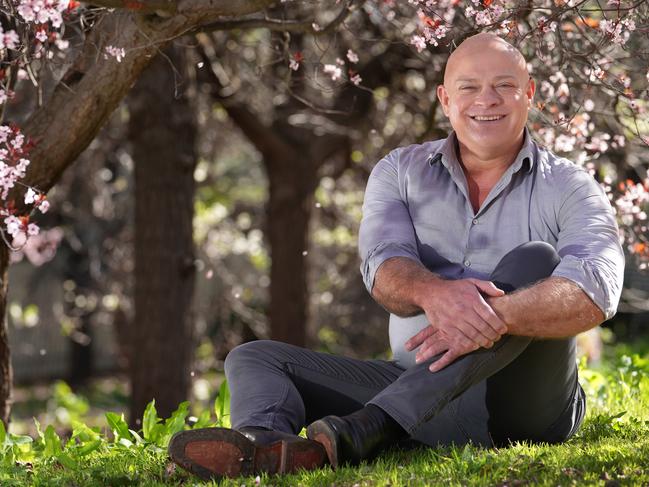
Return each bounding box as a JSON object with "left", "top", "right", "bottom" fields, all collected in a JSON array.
[{"left": 168, "top": 427, "right": 328, "bottom": 481}]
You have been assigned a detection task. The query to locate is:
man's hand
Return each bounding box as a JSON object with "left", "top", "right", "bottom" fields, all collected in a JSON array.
[{"left": 405, "top": 278, "right": 508, "bottom": 372}]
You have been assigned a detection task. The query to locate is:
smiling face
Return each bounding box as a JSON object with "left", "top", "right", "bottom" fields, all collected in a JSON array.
[{"left": 437, "top": 34, "right": 535, "bottom": 161}]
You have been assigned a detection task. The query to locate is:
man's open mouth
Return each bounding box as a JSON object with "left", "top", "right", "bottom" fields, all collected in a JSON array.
[{"left": 469, "top": 115, "right": 506, "bottom": 121}]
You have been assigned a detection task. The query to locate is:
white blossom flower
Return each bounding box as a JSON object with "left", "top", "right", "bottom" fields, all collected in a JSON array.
[
  {"left": 35, "top": 29, "right": 48, "bottom": 43},
  {"left": 24, "top": 188, "right": 37, "bottom": 204},
  {"left": 323, "top": 64, "right": 342, "bottom": 81},
  {"left": 4, "top": 216, "right": 21, "bottom": 237},
  {"left": 410, "top": 35, "right": 427, "bottom": 53}
]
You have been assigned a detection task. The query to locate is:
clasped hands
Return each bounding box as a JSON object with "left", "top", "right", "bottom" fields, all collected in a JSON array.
[{"left": 404, "top": 278, "right": 508, "bottom": 372}]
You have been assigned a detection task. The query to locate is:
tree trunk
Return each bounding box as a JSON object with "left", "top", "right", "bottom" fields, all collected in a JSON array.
[
  {"left": 266, "top": 154, "right": 316, "bottom": 346},
  {"left": 0, "top": 0, "right": 290, "bottom": 422},
  {"left": 129, "top": 43, "right": 197, "bottom": 423},
  {"left": 0, "top": 246, "right": 12, "bottom": 425}
]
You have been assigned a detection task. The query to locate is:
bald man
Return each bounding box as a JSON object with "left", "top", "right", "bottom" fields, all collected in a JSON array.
[{"left": 169, "top": 34, "right": 624, "bottom": 480}]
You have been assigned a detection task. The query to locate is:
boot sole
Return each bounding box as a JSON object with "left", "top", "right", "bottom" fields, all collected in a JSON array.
[
  {"left": 168, "top": 428, "right": 327, "bottom": 480},
  {"left": 306, "top": 420, "right": 341, "bottom": 469}
]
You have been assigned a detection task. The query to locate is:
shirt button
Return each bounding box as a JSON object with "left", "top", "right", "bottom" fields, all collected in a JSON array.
[
  {"left": 472, "top": 219, "right": 479, "bottom": 225},
  {"left": 464, "top": 260, "right": 471, "bottom": 267}
]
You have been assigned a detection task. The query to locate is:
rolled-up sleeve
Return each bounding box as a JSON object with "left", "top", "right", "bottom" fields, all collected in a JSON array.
[
  {"left": 552, "top": 169, "right": 625, "bottom": 319},
  {"left": 358, "top": 148, "right": 421, "bottom": 293}
]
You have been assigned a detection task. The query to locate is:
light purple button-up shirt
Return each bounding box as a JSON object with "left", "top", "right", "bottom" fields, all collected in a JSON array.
[{"left": 359, "top": 130, "right": 625, "bottom": 366}]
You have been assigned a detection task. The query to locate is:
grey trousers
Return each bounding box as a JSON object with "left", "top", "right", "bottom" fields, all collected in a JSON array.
[{"left": 224, "top": 242, "right": 586, "bottom": 448}]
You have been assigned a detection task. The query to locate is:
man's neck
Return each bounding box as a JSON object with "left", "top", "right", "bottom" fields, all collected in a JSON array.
[
  {"left": 454, "top": 134, "right": 526, "bottom": 213},
  {"left": 456, "top": 135, "right": 525, "bottom": 181}
]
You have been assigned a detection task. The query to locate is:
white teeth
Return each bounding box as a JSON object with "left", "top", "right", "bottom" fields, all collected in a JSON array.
[{"left": 472, "top": 115, "right": 504, "bottom": 121}]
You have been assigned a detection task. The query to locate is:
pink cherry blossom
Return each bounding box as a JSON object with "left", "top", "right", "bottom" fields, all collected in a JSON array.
[
  {"left": 104, "top": 45, "right": 126, "bottom": 63},
  {"left": 346, "top": 49, "right": 359, "bottom": 64}
]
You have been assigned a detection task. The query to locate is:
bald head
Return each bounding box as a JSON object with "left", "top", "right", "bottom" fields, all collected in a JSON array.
[
  {"left": 436, "top": 32, "right": 535, "bottom": 164},
  {"left": 444, "top": 33, "right": 528, "bottom": 85}
]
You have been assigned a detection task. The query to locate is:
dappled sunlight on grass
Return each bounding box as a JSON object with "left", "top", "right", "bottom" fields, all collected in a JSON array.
[{"left": 0, "top": 346, "right": 648, "bottom": 486}]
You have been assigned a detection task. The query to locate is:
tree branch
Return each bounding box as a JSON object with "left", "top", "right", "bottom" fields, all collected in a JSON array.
[
  {"left": 197, "top": 0, "right": 361, "bottom": 35},
  {"left": 22, "top": 0, "right": 276, "bottom": 192},
  {"left": 194, "top": 34, "right": 292, "bottom": 160},
  {"left": 178, "top": 0, "right": 274, "bottom": 18}
]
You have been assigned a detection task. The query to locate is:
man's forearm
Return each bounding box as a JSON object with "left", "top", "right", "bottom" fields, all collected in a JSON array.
[
  {"left": 488, "top": 277, "right": 605, "bottom": 338},
  {"left": 371, "top": 257, "right": 442, "bottom": 316}
]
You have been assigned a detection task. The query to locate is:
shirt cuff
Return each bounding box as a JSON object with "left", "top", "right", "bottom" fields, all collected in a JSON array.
[
  {"left": 361, "top": 241, "right": 421, "bottom": 294},
  {"left": 551, "top": 255, "right": 620, "bottom": 320}
]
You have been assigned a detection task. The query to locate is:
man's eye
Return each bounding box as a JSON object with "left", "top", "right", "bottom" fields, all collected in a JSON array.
[
  {"left": 497, "top": 84, "right": 515, "bottom": 89},
  {"left": 459, "top": 86, "right": 476, "bottom": 91}
]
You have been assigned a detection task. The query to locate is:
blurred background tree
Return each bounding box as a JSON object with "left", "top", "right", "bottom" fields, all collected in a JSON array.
[{"left": 0, "top": 0, "right": 647, "bottom": 427}]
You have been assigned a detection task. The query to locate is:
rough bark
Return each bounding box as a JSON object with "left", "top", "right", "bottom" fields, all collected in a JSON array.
[
  {"left": 265, "top": 143, "right": 317, "bottom": 346},
  {"left": 0, "top": 246, "right": 11, "bottom": 425},
  {"left": 129, "top": 43, "right": 197, "bottom": 423}
]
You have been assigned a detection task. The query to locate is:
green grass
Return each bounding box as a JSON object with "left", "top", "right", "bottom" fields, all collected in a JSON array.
[{"left": 1, "top": 351, "right": 648, "bottom": 486}]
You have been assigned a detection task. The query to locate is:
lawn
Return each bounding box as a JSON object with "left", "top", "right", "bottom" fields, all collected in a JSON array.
[{"left": 0, "top": 347, "right": 648, "bottom": 486}]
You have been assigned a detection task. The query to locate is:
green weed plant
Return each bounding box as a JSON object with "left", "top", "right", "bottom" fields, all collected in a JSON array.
[{"left": 0, "top": 353, "right": 647, "bottom": 486}]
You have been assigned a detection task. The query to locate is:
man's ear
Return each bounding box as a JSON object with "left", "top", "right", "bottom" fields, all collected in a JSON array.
[
  {"left": 437, "top": 85, "right": 450, "bottom": 116},
  {"left": 526, "top": 77, "right": 536, "bottom": 106}
]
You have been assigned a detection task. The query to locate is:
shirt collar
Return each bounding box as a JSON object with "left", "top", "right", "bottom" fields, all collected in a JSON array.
[{"left": 428, "top": 128, "right": 535, "bottom": 174}]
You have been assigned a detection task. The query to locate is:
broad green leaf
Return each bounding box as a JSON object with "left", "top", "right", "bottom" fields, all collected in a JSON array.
[
  {"left": 0, "top": 421, "right": 6, "bottom": 445},
  {"left": 117, "top": 437, "right": 133, "bottom": 448},
  {"left": 44, "top": 425, "right": 62, "bottom": 457},
  {"left": 105, "top": 412, "right": 131, "bottom": 441},
  {"left": 56, "top": 452, "right": 78, "bottom": 469},
  {"left": 164, "top": 402, "right": 189, "bottom": 439},
  {"left": 142, "top": 400, "right": 160, "bottom": 441},
  {"left": 9, "top": 434, "right": 33, "bottom": 445},
  {"left": 33, "top": 418, "right": 44, "bottom": 441},
  {"left": 1, "top": 447, "right": 14, "bottom": 466},
  {"left": 149, "top": 424, "right": 166, "bottom": 445},
  {"left": 76, "top": 438, "right": 103, "bottom": 456},
  {"left": 129, "top": 429, "right": 144, "bottom": 444},
  {"left": 215, "top": 380, "right": 231, "bottom": 427},
  {"left": 53, "top": 381, "right": 89, "bottom": 417},
  {"left": 192, "top": 410, "right": 213, "bottom": 429},
  {"left": 71, "top": 420, "right": 101, "bottom": 442},
  {"left": 12, "top": 442, "right": 35, "bottom": 462}
]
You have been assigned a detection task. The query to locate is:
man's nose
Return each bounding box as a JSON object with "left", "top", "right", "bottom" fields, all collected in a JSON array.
[{"left": 474, "top": 87, "right": 502, "bottom": 106}]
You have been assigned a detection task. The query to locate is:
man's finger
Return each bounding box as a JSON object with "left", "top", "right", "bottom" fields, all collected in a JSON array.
[
  {"left": 470, "top": 279, "right": 505, "bottom": 297},
  {"left": 466, "top": 308, "right": 502, "bottom": 342},
  {"left": 428, "top": 349, "right": 459, "bottom": 372},
  {"left": 415, "top": 338, "right": 448, "bottom": 364},
  {"left": 405, "top": 325, "right": 436, "bottom": 351},
  {"left": 474, "top": 296, "right": 508, "bottom": 335},
  {"left": 457, "top": 315, "right": 497, "bottom": 347}
]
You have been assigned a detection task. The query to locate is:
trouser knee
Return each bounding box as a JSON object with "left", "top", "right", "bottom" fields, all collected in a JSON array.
[
  {"left": 490, "top": 241, "right": 561, "bottom": 292},
  {"left": 224, "top": 340, "right": 278, "bottom": 380}
]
